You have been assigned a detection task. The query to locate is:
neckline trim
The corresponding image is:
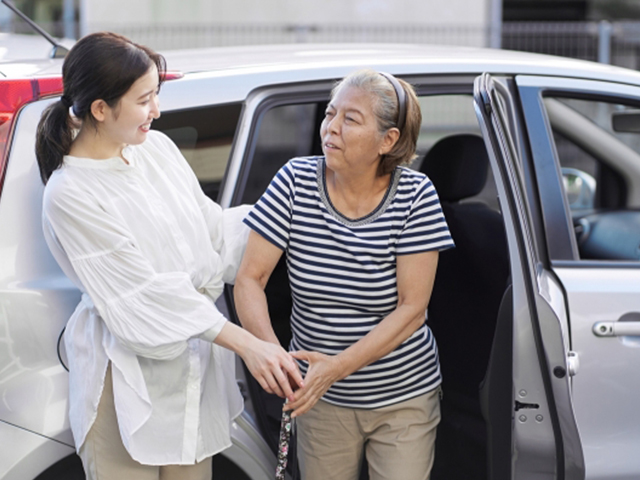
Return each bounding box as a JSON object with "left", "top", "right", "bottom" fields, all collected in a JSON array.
[
  {"left": 63, "top": 145, "right": 135, "bottom": 170},
  {"left": 317, "top": 157, "right": 400, "bottom": 227}
]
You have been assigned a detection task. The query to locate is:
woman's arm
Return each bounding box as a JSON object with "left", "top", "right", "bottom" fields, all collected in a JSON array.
[
  {"left": 234, "top": 230, "right": 291, "bottom": 388},
  {"left": 214, "top": 321, "right": 302, "bottom": 400},
  {"left": 286, "top": 249, "right": 439, "bottom": 417}
]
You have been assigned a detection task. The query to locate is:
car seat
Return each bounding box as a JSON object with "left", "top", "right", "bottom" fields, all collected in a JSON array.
[{"left": 420, "top": 134, "right": 510, "bottom": 480}]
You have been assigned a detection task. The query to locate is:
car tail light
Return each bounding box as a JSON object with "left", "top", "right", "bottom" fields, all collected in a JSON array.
[
  {"left": 0, "top": 71, "right": 183, "bottom": 194},
  {"left": 0, "top": 76, "right": 63, "bottom": 193},
  {"left": 164, "top": 71, "right": 184, "bottom": 81}
]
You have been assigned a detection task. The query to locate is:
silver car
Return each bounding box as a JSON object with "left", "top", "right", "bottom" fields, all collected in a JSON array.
[{"left": 2, "top": 42, "right": 640, "bottom": 480}]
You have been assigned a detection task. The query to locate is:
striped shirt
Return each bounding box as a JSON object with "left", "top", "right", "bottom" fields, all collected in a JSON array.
[{"left": 244, "top": 157, "right": 455, "bottom": 409}]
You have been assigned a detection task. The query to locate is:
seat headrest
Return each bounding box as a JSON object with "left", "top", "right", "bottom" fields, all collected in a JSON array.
[{"left": 420, "top": 134, "right": 489, "bottom": 202}]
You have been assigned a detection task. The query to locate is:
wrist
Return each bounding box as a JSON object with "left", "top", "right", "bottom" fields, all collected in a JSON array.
[
  {"left": 238, "top": 331, "right": 262, "bottom": 359},
  {"left": 332, "top": 353, "right": 351, "bottom": 382},
  {"left": 217, "top": 322, "right": 259, "bottom": 359}
]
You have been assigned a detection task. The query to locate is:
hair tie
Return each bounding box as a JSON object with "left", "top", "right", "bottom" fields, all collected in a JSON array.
[
  {"left": 60, "top": 95, "right": 73, "bottom": 108},
  {"left": 379, "top": 72, "right": 407, "bottom": 132}
]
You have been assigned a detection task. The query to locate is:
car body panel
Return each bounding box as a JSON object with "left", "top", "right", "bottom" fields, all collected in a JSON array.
[
  {"left": 0, "top": 421, "right": 74, "bottom": 480},
  {"left": 553, "top": 266, "right": 640, "bottom": 480},
  {"left": 0, "top": 99, "right": 76, "bottom": 444}
]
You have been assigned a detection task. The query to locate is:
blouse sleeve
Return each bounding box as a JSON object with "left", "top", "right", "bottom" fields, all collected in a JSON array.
[
  {"left": 43, "top": 178, "right": 227, "bottom": 361},
  {"left": 147, "top": 130, "right": 225, "bottom": 252},
  {"left": 242, "top": 161, "right": 296, "bottom": 251},
  {"left": 396, "top": 176, "right": 455, "bottom": 255},
  {"left": 147, "top": 131, "right": 250, "bottom": 283}
]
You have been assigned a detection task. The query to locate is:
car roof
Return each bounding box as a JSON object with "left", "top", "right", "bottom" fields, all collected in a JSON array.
[
  {"left": 0, "top": 33, "right": 74, "bottom": 72},
  {"left": 3, "top": 42, "right": 640, "bottom": 95},
  {"left": 161, "top": 43, "right": 640, "bottom": 85}
]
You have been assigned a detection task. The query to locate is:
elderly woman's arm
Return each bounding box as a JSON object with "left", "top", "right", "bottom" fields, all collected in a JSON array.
[
  {"left": 234, "top": 230, "right": 298, "bottom": 397},
  {"left": 286, "top": 250, "right": 439, "bottom": 417}
]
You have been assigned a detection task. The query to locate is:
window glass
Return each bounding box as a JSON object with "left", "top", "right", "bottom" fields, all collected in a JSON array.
[
  {"left": 241, "top": 103, "right": 319, "bottom": 204},
  {"left": 416, "top": 95, "right": 481, "bottom": 155},
  {"left": 544, "top": 96, "right": 640, "bottom": 260},
  {"left": 152, "top": 103, "right": 242, "bottom": 201},
  {"left": 552, "top": 130, "right": 599, "bottom": 179},
  {"left": 241, "top": 94, "right": 496, "bottom": 209},
  {"left": 417, "top": 94, "right": 497, "bottom": 210}
]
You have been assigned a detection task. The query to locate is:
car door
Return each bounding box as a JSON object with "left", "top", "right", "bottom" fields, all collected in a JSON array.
[
  {"left": 513, "top": 74, "right": 640, "bottom": 480},
  {"left": 474, "top": 73, "right": 585, "bottom": 480}
]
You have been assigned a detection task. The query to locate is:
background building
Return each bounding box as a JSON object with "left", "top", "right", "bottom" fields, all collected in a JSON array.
[{"left": 3, "top": 0, "right": 640, "bottom": 69}]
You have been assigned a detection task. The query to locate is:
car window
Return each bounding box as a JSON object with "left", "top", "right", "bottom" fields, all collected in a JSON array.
[
  {"left": 152, "top": 103, "right": 242, "bottom": 201},
  {"left": 417, "top": 94, "right": 480, "bottom": 154},
  {"left": 240, "top": 93, "right": 497, "bottom": 209},
  {"left": 416, "top": 94, "right": 498, "bottom": 210},
  {"left": 242, "top": 103, "right": 321, "bottom": 204},
  {"left": 543, "top": 96, "right": 640, "bottom": 261}
]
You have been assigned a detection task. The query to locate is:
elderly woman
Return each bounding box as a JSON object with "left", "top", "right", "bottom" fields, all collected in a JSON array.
[{"left": 235, "top": 69, "right": 454, "bottom": 480}]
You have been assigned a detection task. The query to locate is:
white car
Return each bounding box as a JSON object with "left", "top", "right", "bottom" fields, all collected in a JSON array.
[{"left": 2, "top": 42, "right": 640, "bottom": 480}]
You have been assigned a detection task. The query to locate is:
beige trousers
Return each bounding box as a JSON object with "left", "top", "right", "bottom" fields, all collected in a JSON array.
[
  {"left": 296, "top": 388, "right": 441, "bottom": 480},
  {"left": 78, "top": 365, "right": 212, "bottom": 480}
]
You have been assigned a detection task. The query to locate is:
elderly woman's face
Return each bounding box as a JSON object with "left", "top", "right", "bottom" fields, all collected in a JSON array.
[{"left": 320, "top": 85, "right": 396, "bottom": 173}]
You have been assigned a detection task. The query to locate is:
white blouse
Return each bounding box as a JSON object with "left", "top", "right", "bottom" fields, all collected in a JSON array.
[{"left": 42, "top": 130, "right": 247, "bottom": 465}]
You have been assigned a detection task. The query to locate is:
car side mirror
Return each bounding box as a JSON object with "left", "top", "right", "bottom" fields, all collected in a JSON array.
[
  {"left": 612, "top": 110, "right": 640, "bottom": 133},
  {"left": 562, "top": 167, "right": 596, "bottom": 210}
]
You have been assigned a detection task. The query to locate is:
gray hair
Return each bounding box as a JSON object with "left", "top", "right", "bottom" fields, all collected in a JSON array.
[{"left": 331, "top": 69, "right": 421, "bottom": 175}]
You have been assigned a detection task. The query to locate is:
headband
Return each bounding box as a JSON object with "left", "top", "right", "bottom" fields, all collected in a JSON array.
[{"left": 379, "top": 72, "right": 407, "bottom": 132}]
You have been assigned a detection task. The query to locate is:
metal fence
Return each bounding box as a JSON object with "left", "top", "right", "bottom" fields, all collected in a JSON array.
[{"left": 5, "top": 19, "right": 640, "bottom": 70}]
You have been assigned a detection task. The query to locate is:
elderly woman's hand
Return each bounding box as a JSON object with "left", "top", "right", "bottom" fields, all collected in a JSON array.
[{"left": 285, "top": 350, "right": 345, "bottom": 417}]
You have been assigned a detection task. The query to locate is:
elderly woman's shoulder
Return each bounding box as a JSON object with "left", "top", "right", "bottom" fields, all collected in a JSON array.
[
  {"left": 281, "top": 155, "right": 324, "bottom": 175},
  {"left": 288, "top": 155, "right": 323, "bottom": 168},
  {"left": 396, "top": 165, "right": 433, "bottom": 186}
]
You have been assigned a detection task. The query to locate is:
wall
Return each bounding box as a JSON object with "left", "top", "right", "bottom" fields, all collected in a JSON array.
[{"left": 83, "top": 0, "right": 490, "bottom": 28}]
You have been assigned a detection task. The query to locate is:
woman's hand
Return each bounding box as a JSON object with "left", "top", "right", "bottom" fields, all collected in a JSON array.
[
  {"left": 214, "top": 322, "right": 304, "bottom": 400},
  {"left": 285, "top": 350, "right": 344, "bottom": 418},
  {"left": 241, "top": 338, "right": 304, "bottom": 401}
]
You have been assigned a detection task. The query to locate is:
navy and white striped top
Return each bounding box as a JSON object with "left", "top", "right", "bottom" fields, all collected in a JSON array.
[{"left": 244, "top": 157, "right": 455, "bottom": 409}]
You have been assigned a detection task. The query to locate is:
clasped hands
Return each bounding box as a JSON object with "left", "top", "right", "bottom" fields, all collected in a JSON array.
[{"left": 243, "top": 341, "right": 343, "bottom": 418}]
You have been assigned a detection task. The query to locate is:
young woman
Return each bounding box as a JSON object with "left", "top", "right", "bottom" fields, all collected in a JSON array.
[
  {"left": 36, "top": 32, "right": 302, "bottom": 480},
  {"left": 235, "top": 69, "right": 455, "bottom": 480}
]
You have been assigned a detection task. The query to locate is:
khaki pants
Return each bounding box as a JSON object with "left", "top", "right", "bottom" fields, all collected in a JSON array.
[
  {"left": 78, "top": 365, "right": 212, "bottom": 480},
  {"left": 297, "top": 389, "right": 441, "bottom": 480}
]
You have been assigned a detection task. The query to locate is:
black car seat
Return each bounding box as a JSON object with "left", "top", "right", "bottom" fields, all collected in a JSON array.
[{"left": 420, "top": 134, "right": 510, "bottom": 480}]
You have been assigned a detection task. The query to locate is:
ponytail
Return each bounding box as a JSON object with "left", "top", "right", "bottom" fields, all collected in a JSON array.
[
  {"left": 36, "top": 99, "right": 75, "bottom": 184},
  {"left": 35, "top": 31, "right": 166, "bottom": 184}
]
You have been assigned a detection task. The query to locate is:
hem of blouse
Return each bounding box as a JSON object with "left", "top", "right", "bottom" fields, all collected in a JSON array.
[
  {"left": 73, "top": 358, "right": 111, "bottom": 452},
  {"left": 316, "top": 157, "right": 401, "bottom": 227}
]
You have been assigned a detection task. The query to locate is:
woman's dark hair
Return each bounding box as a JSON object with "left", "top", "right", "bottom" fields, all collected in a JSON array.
[{"left": 36, "top": 32, "right": 166, "bottom": 183}]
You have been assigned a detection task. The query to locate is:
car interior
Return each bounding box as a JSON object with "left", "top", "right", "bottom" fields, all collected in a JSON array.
[{"left": 544, "top": 96, "right": 640, "bottom": 261}]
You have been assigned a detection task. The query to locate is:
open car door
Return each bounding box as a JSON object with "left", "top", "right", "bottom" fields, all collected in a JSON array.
[
  {"left": 513, "top": 74, "right": 640, "bottom": 480},
  {"left": 473, "top": 73, "right": 585, "bottom": 480}
]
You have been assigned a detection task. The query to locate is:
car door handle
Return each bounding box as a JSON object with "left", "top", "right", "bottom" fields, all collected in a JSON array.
[{"left": 593, "top": 318, "right": 640, "bottom": 337}]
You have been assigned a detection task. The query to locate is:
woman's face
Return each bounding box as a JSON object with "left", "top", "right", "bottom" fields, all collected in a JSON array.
[
  {"left": 99, "top": 65, "right": 161, "bottom": 148},
  {"left": 320, "top": 85, "right": 396, "bottom": 174}
]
